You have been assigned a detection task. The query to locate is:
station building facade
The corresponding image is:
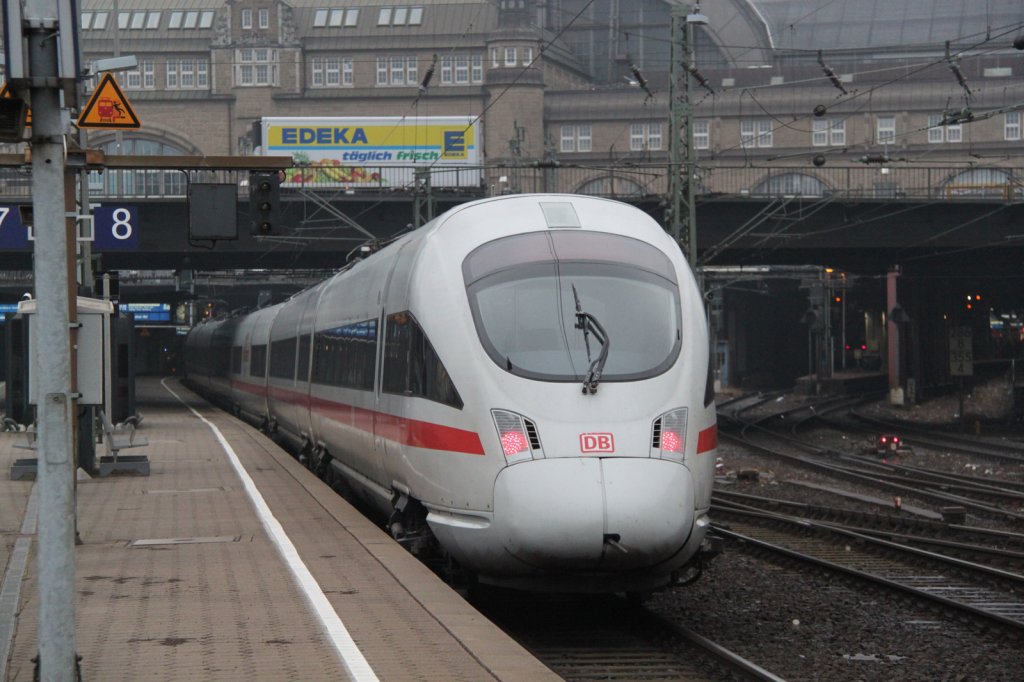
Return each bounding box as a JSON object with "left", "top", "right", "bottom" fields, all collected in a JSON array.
[{"left": 2, "top": 0, "right": 1021, "bottom": 201}]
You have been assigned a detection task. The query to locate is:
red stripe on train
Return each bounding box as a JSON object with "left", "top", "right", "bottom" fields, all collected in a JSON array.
[
  {"left": 696, "top": 425, "right": 717, "bottom": 454},
  {"left": 230, "top": 379, "right": 485, "bottom": 455}
]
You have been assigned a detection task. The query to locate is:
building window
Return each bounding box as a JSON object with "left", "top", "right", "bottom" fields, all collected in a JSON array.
[
  {"left": 741, "top": 119, "right": 773, "bottom": 148},
  {"left": 166, "top": 58, "right": 209, "bottom": 89},
  {"left": 183, "top": 11, "right": 199, "bottom": 29},
  {"left": 876, "top": 116, "right": 896, "bottom": 145},
  {"left": 812, "top": 118, "right": 845, "bottom": 146},
  {"left": 315, "top": 8, "right": 360, "bottom": 27},
  {"left": 235, "top": 49, "right": 278, "bottom": 86},
  {"left": 504, "top": 47, "right": 517, "bottom": 67},
  {"left": 438, "top": 54, "right": 488, "bottom": 87},
  {"left": 82, "top": 12, "right": 112, "bottom": 30},
  {"left": 241, "top": 8, "right": 252, "bottom": 29},
  {"left": 376, "top": 6, "right": 423, "bottom": 26},
  {"left": 454, "top": 55, "right": 469, "bottom": 83},
  {"left": 124, "top": 60, "right": 155, "bottom": 89},
  {"left": 375, "top": 55, "right": 417, "bottom": 86},
  {"left": 752, "top": 172, "right": 829, "bottom": 197},
  {"left": 629, "top": 123, "right": 662, "bottom": 151},
  {"left": 927, "top": 114, "right": 961, "bottom": 143},
  {"left": 200, "top": 11, "right": 215, "bottom": 28},
  {"left": 694, "top": 119, "right": 710, "bottom": 150},
  {"left": 1007, "top": 112, "right": 1022, "bottom": 141},
  {"left": 523, "top": 47, "right": 534, "bottom": 66},
  {"left": 259, "top": 8, "right": 269, "bottom": 29},
  {"left": 145, "top": 12, "right": 160, "bottom": 29},
  {"left": 491, "top": 47, "right": 499, "bottom": 68},
  {"left": 312, "top": 57, "right": 352, "bottom": 88},
  {"left": 560, "top": 125, "right": 592, "bottom": 153}
]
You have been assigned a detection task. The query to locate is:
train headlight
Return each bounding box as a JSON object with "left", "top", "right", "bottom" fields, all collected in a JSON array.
[
  {"left": 491, "top": 409, "right": 541, "bottom": 464},
  {"left": 652, "top": 407, "right": 688, "bottom": 462}
]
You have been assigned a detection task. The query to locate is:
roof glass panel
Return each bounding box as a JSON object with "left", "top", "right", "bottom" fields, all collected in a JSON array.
[{"left": 200, "top": 11, "right": 214, "bottom": 29}]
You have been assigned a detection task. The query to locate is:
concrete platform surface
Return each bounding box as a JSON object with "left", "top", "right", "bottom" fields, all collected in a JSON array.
[{"left": 0, "top": 377, "right": 558, "bottom": 681}]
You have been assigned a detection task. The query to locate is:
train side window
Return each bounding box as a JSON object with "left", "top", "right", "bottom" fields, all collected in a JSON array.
[
  {"left": 312, "top": 319, "right": 376, "bottom": 390},
  {"left": 296, "top": 333, "right": 311, "bottom": 382},
  {"left": 269, "top": 337, "right": 297, "bottom": 380},
  {"left": 231, "top": 345, "right": 242, "bottom": 374},
  {"left": 250, "top": 344, "right": 267, "bottom": 378},
  {"left": 383, "top": 311, "right": 463, "bottom": 409}
]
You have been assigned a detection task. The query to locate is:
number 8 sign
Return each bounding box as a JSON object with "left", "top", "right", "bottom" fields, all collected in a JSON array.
[{"left": 94, "top": 206, "right": 139, "bottom": 249}]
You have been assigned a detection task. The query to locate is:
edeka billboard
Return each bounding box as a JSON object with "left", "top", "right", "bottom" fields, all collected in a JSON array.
[{"left": 259, "top": 116, "right": 481, "bottom": 188}]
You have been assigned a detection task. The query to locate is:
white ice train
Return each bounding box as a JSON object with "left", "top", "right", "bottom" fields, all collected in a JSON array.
[{"left": 184, "top": 194, "right": 718, "bottom": 593}]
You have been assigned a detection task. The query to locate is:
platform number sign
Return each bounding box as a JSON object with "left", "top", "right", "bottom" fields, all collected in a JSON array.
[
  {"left": 949, "top": 326, "right": 973, "bottom": 377},
  {"left": 93, "top": 206, "right": 139, "bottom": 249},
  {"left": 0, "top": 206, "right": 29, "bottom": 249}
]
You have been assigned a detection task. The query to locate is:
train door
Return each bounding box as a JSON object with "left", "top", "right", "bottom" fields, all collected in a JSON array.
[{"left": 376, "top": 241, "right": 417, "bottom": 489}]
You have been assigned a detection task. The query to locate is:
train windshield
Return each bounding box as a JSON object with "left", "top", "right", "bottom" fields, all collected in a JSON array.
[{"left": 463, "top": 231, "right": 681, "bottom": 382}]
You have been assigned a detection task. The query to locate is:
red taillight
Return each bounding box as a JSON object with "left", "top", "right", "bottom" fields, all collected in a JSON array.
[
  {"left": 880, "top": 436, "right": 888, "bottom": 443},
  {"left": 500, "top": 430, "right": 529, "bottom": 457},
  {"left": 893, "top": 436, "right": 900, "bottom": 444},
  {"left": 861, "top": 344, "right": 867, "bottom": 350},
  {"left": 661, "top": 430, "right": 683, "bottom": 453}
]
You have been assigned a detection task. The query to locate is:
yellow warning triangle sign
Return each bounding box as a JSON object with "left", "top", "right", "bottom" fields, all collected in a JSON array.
[
  {"left": 0, "top": 83, "right": 31, "bottom": 126},
  {"left": 77, "top": 73, "right": 141, "bottom": 129}
]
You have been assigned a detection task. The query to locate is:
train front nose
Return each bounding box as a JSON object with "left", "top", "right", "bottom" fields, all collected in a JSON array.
[{"left": 492, "top": 458, "right": 695, "bottom": 571}]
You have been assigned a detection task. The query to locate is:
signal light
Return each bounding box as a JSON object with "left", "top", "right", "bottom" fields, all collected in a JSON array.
[
  {"left": 249, "top": 171, "right": 281, "bottom": 235},
  {"left": 500, "top": 430, "right": 529, "bottom": 457},
  {"left": 661, "top": 430, "right": 683, "bottom": 453},
  {"left": 654, "top": 407, "right": 689, "bottom": 462},
  {"left": 491, "top": 409, "right": 535, "bottom": 464}
]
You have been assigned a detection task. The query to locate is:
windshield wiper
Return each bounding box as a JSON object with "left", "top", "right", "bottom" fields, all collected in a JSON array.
[{"left": 572, "top": 284, "right": 610, "bottom": 395}]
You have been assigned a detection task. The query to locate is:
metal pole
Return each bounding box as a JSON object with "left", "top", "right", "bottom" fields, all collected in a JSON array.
[
  {"left": 666, "top": 8, "right": 682, "bottom": 245},
  {"left": 683, "top": 16, "right": 698, "bottom": 266},
  {"left": 886, "top": 266, "right": 902, "bottom": 404},
  {"left": 26, "top": 2, "right": 78, "bottom": 678}
]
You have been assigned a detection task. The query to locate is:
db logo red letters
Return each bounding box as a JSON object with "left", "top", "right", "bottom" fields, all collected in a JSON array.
[{"left": 580, "top": 433, "right": 615, "bottom": 453}]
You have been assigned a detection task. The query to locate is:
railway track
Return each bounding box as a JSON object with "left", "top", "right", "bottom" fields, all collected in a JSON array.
[
  {"left": 472, "top": 590, "right": 784, "bottom": 681},
  {"left": 712, "top": 505, "right": 1024, "bottom": 633},
  {"left": 714, "top": 489, "right": 1024, "bottom": 571},
  {"left": 718, "top": 397, "right": 1024, "bottom": 523},
  {"left": 849, "top": 411, "right": 1024, "bottom": 465}
]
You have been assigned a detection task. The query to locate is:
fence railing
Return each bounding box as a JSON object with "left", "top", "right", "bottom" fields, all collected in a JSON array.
[{"left": 0, "top": 163, "right": 1020, "bottom": 203}]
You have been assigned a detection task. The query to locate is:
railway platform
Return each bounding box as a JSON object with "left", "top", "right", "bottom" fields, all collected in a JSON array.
[{"left": 0, "top": 377, "right": 558, "bottom": 681}]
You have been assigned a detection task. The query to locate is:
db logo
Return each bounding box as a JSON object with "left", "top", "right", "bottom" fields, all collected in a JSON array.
[{"left": 579, "top": 433, "right": 615, "bottom": 453}]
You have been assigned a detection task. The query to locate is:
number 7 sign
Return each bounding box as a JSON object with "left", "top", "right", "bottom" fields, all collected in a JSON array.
[{"left": 0, "top": 205, "right": 29, "bottom": 248}]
